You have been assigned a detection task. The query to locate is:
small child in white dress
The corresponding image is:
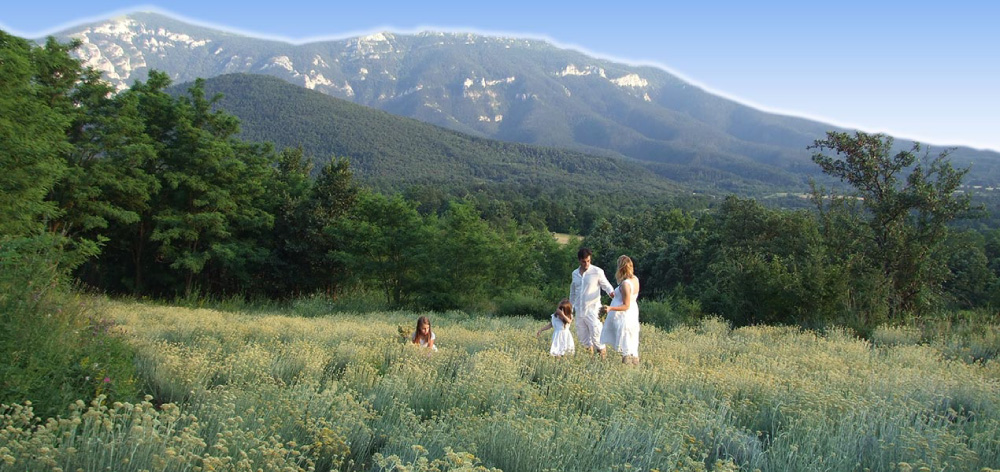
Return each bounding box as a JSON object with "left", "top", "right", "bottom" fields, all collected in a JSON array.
[
  {"left": 536, "top": 298, "right": 575, "bottom": 357},
  {"left": 412, "top": 316, "right": 438, "bottom": 352}
]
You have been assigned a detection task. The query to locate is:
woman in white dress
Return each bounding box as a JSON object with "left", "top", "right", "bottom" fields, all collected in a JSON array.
[
  {"left": 600, "top": 255, "right": 640, "bottom": 365},
  {"left": 536, "top": 298, "right": 575, "bottom": 357}
]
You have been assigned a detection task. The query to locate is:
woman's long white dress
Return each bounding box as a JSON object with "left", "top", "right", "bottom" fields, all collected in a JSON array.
[
  {"left": 550, "top": 313, "right": 575, "bottom": 356},
  {"left": 600, "top": 278, "right": 640, "bottom": 357}
]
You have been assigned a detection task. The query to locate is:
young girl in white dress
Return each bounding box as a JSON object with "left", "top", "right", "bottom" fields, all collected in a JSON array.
[
  {"left": 536, "top": 298, "right": 575, "bottom": 357},
  {"left": 600, "top": 255, "right": 640, "bottom": 365},
  {"left": 412, "top": 316, "right": 438, "bottom": 352}
]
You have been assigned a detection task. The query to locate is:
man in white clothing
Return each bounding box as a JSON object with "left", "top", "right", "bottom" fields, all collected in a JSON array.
[{"left": 569, "top": 247, "right": 615, "bottom": 355}]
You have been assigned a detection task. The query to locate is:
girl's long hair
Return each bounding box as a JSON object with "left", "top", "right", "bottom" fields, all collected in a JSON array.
[
  {"left": 615, "top": 255, "right": 634, "bottom": 284},
  {"left": 413, "top": 316, "right": 432, "bottom": 344},
  {"left": 558, "top": 298, "right": 573, "bottom": 322}
]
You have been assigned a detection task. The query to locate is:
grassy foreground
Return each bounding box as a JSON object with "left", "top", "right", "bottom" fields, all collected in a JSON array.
[{"left": 2, "top": 301, "right": 999, "bottom": 471}]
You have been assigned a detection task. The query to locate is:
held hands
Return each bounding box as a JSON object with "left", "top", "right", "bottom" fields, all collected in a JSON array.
[{"left": 598, "top": 304, "right": 609, "bottom": 322}]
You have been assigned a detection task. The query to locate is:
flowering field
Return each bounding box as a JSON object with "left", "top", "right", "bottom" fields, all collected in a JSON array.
[{"left": 3, "top": 302, "right": 1000, "bottom": 472}]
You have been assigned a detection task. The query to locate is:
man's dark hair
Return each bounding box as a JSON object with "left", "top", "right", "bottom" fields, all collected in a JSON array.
[{"left": 577, "top": 247, "right": 593, "bottom": 260}]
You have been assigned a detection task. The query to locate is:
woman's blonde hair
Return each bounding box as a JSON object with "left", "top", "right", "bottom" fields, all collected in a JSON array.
[{"left": 615, "top": 255, "right": 634, "bottom": 284}]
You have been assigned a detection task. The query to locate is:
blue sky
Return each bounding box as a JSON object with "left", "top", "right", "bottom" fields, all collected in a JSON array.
[{"left": 2, "top": 1, "right": 997, "bottom": 152}]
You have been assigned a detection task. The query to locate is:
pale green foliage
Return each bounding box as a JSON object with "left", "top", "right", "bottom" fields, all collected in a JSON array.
[{"left": 4, "top": 302, "right": 999, "bottom": 471}]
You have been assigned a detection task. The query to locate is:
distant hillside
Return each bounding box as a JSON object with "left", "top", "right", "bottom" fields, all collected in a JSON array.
[
  {"left": 180, "top": 73, "right": 684, "bottom": 200},
  {"left": 53, "top": 12, "right": 1000, "bottom": 193}
]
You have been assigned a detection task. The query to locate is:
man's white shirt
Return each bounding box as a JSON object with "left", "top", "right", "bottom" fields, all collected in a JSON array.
[{"left": 570, "top": 265, "right": 614, "bottom": 318}]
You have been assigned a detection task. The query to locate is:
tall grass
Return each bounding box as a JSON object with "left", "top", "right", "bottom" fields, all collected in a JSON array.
[
  {"left": 2, "top": 301, "right": 999, "bottom": 471},
  {"left": 0, "top": 236, "right": 139, "bottom": 419}
]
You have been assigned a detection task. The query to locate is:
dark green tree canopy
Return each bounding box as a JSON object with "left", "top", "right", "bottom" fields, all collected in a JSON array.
[
  {"left": 0, "top": 32, "right": 71, "bottom": 237},
  {"left": 810, "top": 131, "right": 974, "bottom": 318}
]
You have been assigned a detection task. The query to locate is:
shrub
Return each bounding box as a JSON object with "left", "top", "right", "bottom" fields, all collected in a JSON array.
[
  {"left": 492, "top": 293, "right": 553, "bottom": 320},
  {"left": 870, "top": 324, "right": 923, "bottom": 347},
  {"left": 290, "top": 289, "right": 391, "bottom": 317},
  {"left": 0, "top": 236, "right": 138, "bottom": 418},
  {"left": 639, "top": 296, "right": 703, "bottom": 330}
]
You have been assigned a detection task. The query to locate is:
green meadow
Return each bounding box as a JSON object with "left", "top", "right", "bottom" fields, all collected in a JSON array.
[
  {"left": 5, "top": 23, "right": 1000, "bottom": 472},
  {"left": 3, "top": 300, "right": 999, "bottom": 472}
]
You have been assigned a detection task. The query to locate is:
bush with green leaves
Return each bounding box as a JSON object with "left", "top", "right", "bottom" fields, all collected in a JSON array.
[{"left": 0, "top": 236, "right": 139, "bottom": 419}]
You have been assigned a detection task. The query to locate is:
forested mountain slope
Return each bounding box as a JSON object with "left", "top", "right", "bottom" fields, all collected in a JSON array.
[{"left": 182, "top": 73, "right": 684, "bottom": 201}]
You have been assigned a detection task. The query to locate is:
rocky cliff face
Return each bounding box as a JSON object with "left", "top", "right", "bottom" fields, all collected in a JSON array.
[{"left": 52, "top": 12, "right": 1000, "bottom": 190}]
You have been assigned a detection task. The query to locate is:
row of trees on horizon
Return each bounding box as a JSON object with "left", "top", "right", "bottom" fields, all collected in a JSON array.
[{"left": 3, "top": 31, "right": 999, "bottom": 333}]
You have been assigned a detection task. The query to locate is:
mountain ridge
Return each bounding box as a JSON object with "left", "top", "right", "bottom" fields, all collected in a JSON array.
[{"left": 43, "top": 11, "right": 1000, "bottom": 192}]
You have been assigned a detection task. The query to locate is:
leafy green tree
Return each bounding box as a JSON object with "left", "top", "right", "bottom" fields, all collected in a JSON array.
[
  {"left": 107, "top": 71, "right": 182, "bottom": 293},
  {"left": 807, "top": 187, "right": 890, "bottom": 327},
  {"left": 810, "top": 131, "right": 974, "bottom": 319},
  {"left": 303, "top": 156, "right": 359, "bottom": 295},
  {"left": 49, "top": 68, "right": 159, "bottom": 260},
  {"left": 0, "top": 33, "right": 140, "bottom": 417},
  {"left": 983, "top": 229, "right": 1000, "bottom": 278},
  {"left": 259, "top": 147, "right": 315, "bottom": 296},
  {"left": 150, "top": 78, "right": 274, "bottom": 295},
  {"left": 94, "top": 72, "right": 276, "bottom": 296},
  {"left": 418, "top": 200, "right": 506, "bottom": 310},
  {"left": 257, "top": 150, "right": 361, "bottom": 299},
  {"left": 0, "top": 32, "right": 69, "bottom": 237},
  {"left": 695, "top": 196, "right": 845, "bottom": 326},
  {"left": 584, "top": 207, "right": 696, "bottom": 298},
  {"left": 332, "top": 192, "right": 430, "bottom": 306},
  {"left": 940, "top": 230, "right": 997, "bottom": 309},
  {"left": 405, "top": 184, "right": 449, "bottom": 216},
  {"left": 512, "top": 226, "right": 578, "bottom": 299}
]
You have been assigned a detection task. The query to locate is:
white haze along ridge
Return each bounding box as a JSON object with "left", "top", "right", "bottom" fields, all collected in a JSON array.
[
  {"left": 58, "top": 16, "right": 847, "bottom": 138},
  {"left": 545, "top": 44, "right": 998, "bottom": 152},
  {"left": 365, "top": 26, "right": 995, "bottom": 152},
  {"left": 28, "top": 7, "right": 994, "bottom": 152}
]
